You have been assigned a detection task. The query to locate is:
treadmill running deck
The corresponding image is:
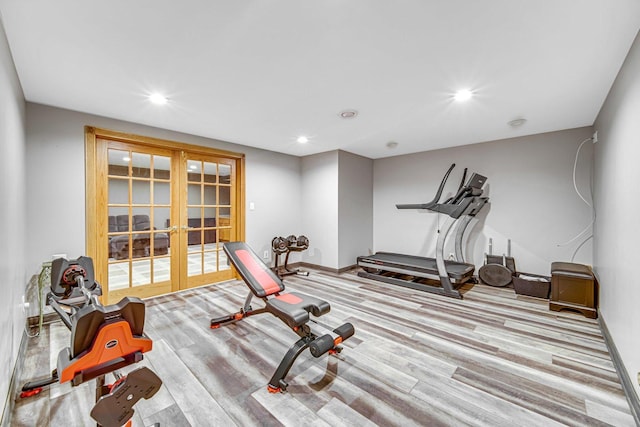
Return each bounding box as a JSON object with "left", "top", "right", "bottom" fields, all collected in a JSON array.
[{"left": 357, "top": 252, "right": 475, "bottom": 281}]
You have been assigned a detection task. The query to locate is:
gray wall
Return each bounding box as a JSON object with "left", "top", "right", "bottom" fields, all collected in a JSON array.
[
  {"left": 0, "top": 17, "right": 26, "bottom": 423},
  {"left": 300, "top": 150, "right": 374, "bottom": 270},
  {"left": 301, "top": 151, "right": 339, "bottom": 268},
  {"left": 244, "top": 147, "right": 302, "bottom": 262},
  {"left": 25, "top": 103, "right": 302, "bottom": 273},
  {"left": 373, "top": 127, "right": 595, "bottom": 275},
  {"left": 338, "top": 151, "right": 373, "bottom": 269},
  {"left": 594, "top": 28, "right": 640, "bottom": 398}
]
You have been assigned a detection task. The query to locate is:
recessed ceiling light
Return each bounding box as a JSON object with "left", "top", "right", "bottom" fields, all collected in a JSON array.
[
  {"left": 149, "top": 93, "right": 168, "bottom": 105},
  {"left": 297, "top": 136, "right": 309, "bottom": 143},
  {"left": 122, "top": 156, "right": 131, "bottom": 162},
  {"left": 454, "top": 89, "right": 473, "bottom": 102},
  {"left": 386, "top": 141, "right": 399, "bottom": 149},
  {"left": 189, "top": 165, "right": 198, "bottom": 170},
  {"left": 508, "top": 118, "right": 527, "bottom": 127},
  {"left": 338, "top": 109, "right": 358, "bottom": 119}
]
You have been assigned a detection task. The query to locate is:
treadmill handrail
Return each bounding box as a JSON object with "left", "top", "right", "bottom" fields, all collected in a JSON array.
[
  {"left": 396, "top": 169, "right": 487, "bottom": 219},
  {"left": 396, "top": 163, "right": 455, "bottom": 210},
  {"left": 444, "top": 167, "right": 468, "bottom": 204}
]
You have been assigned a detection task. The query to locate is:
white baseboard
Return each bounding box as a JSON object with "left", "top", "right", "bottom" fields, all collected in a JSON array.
[{"left": 599, "top": 312, "right": 640, "bottom": 425}]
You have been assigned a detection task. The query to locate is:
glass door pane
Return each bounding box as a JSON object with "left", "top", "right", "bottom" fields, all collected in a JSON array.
[
  {"left": 105, "top": 143, "right": 173, "bottom": 300},
  {"left": 182, "top": 155, "right": 235, "bottom": 288}
]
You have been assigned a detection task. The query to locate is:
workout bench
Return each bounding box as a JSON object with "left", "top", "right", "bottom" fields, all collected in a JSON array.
[{"left": 211, "top": 241, "right": 355, "bottom": 393}]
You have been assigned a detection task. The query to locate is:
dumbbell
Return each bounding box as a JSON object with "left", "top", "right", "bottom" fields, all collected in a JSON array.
[
  {"left": 296, "top": 235, "right": 309, "bottom": 249},
  {"left": 271, "top": 237, "right": 288, "bottom": 254},
  {"left": 286, "top": 235, "right": 298, "bottom": 248}
]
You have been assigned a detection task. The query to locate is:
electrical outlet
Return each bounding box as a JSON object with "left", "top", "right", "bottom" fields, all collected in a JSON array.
[
  {"left": 263, "top": 251, "right": 269, "bottom": 259},
  {"left": 592, "top": 130, "right": 598, "bottom": 143},
  {"left": 22, "top": 295, "right": 29, "bottom": 315},
  {"left": 449, "top": 253, "right": 455, "bottom": 260}
]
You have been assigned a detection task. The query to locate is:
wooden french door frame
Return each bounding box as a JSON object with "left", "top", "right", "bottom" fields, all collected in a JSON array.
[
  {"left": 180, "top": 151, "right": 240, "bottom": 289},
  {"left": 85, "top": 126, "right": 245, "bottom": 303}
]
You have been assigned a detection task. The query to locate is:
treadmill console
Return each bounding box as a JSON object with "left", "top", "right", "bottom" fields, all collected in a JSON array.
[{"left": 466, "top": 173, "right": 487, "bottom": 190}]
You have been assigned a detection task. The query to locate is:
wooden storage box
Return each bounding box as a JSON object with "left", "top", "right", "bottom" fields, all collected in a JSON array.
[
  {"left": 549, "top": 262, "right": 596, "bottom": 318},
  {"left": 513, "top": 273, "right": 551, "bottom": 298}
]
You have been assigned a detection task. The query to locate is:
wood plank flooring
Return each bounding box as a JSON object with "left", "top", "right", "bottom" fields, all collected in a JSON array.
[{"left": 10, "top": 269, "right": 635, "bottom": 426}]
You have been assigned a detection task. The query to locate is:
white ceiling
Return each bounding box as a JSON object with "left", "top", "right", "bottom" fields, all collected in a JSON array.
[{"left": 1, "top": 1, "right": 639, "bottom": 159}]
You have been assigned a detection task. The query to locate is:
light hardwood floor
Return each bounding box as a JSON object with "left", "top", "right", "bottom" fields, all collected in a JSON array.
[{"left": 11, "top": 269, "right": 635, "bottom": 426}]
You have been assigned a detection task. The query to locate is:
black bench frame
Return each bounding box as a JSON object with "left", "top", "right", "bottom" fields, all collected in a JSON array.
[{"left": 211, "top": 242, "right": 354, "bottom": 393}]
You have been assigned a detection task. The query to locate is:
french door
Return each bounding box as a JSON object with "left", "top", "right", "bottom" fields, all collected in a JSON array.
[
  {"left": 182, "top": 152, "right": 237, "bottom": 289},
  {"left": 86, "top": 127, "right": 244, "bottom": 304}
]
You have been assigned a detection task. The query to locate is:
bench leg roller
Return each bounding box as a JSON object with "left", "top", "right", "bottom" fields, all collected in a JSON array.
[
  {"left": 309, "top": 335, "right": 334, "bottom": 357},
  {"left": 334, "top": 322, "right": 355, "bottom": 341},
  {"left": 309, "top": 323, "right": 355, "bottom": 358}
]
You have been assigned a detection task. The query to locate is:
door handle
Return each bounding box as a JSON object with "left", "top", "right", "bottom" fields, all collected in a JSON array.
[{"left": 163, "top": 225, "right": 178, "bottom": 233}]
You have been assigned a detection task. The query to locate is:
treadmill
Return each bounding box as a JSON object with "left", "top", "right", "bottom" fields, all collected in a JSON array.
[{"left": 357, "top": 164, "right": 488, "bottom": 299}]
